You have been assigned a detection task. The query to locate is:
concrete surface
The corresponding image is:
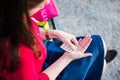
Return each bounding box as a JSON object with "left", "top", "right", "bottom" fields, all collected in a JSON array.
[{"left": 55, "top": 0, "right": 120, "bottom": 80}]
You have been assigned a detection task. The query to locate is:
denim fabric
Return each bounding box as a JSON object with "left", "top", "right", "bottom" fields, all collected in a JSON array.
[{"left": 43, "top": 35, "right": 104, "bottom": 80}]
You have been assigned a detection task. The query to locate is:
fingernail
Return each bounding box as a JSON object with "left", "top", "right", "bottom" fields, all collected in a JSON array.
[{"left": 89, "top": 54, "right": 93, "bottom": 56}]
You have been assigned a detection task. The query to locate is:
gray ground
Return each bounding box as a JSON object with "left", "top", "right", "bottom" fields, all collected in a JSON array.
[{"left": 55, "top": 0, "right": 120, "bottom": 80}]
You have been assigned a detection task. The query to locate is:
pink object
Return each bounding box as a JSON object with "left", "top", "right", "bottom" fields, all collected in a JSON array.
[{"left": 31, "top": 0, "right": 59, "bottom": 22}]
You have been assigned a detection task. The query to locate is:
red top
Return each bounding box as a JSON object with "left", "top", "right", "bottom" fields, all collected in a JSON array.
[{"left": 1, "top": 18, "right": 50, "bottom": 80}]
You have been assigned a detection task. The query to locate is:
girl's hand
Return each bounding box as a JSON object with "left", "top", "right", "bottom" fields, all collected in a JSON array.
[
  {"left": 49, "top": 30, "right": 78, "bottom": 50},
  {"left": 63, "top": 36, "right": 92, "bottom": 60}
]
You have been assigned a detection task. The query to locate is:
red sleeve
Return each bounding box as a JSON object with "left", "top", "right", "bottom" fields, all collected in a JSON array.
[
  {"left": 19, "top": 44, "right": 50, "bottom": 80},
  {"left": 39, "top": 73, "right": 50, "bottom": 80}
]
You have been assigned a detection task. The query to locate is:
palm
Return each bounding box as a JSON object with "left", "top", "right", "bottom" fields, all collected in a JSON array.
[{"left": 69, "top": 36, "right": 92, "bottom": 59}]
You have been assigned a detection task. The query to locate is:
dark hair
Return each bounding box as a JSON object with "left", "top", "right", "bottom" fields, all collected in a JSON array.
[
  {"left": 28, "top": 0, "right": 44, "bottom": 9},
  {"left": 0, "top": 0, "right": 37, "bottom": 76}
]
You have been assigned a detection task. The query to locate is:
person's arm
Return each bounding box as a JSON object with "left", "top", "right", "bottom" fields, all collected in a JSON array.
[
  {"left": 19, "top": 36, "right": 92, "bottom": 80},
  {"left": 20, "top": 44, "right": 50, "bottom": 80},
  {"left": 40, "top": 30, "right": 78, "bottom": 50},
  {"left": 42, "top": 36, "right": 92, "bottom": 80},
  {"left": 40, "top": 30, "right": 48, "bottom": 41},
  {"left": 40, "top": 30, "right": 57, "bottom": 41},
  {"left": 43, "top": 52, "right": 72, "bottom": 80}
]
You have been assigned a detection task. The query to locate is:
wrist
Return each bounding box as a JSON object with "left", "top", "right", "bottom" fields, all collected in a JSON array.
[
  {"left": 63, "top": 52, "right": 73, "bottom": 62},
  {"left": 45, "top": 30, "right": 59, "bottom": 39},
  {"left": 45, "top": 30, "right": 51, "bottom": 40}
]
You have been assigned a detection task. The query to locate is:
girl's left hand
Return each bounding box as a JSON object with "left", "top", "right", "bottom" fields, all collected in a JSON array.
[
  {"left": 49, "top": 30, "right": 78, "bottom": 50},
  {"left": 63, "top": 36, "right": 92, "bottom": 60}
]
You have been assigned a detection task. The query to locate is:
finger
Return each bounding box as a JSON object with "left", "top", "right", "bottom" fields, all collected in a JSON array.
[
  {"left": 78, "top": 36, "right": 89, "bottom": 47},
  {"left": 79, "top": 36, "right": 91, "bottom": 47},
  {"left": 80, "top": 38, "right": 92, "bottom": 53},
  {"left": 82, "top": 38, "right": 92, "bottom": 52},
  {"left": 78, "top": 38, "right": 82, "bottom": 44},
  {"left": 71, "top": 37, "right": 78, "bottom": 45},
  {"left": 81, "top": 53, "right": 93, "bottom": 58},
  {"left": 79, "top": 36, "right": 92, "bottom": 51},
  {"left": 78, "top": 37, "right": 91, "bottom": 52},
  {"left": 67, "top": 41, "right": 76, "bottom": 50},
  {"left": 77, "top": 41, "right": 82, "bottom": 50}
]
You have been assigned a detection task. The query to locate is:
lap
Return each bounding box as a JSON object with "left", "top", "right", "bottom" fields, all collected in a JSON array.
[{"left": 43, "top": 35, "right": 104, "bottom": 80}]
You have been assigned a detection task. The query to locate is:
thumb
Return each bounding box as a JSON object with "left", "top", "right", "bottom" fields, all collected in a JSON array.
[
  {"left": 81, "top": 53, "right": 93, "bottom": 58},
  {"left": 67, "top": 41, "right": 76, "bottom": 50}
]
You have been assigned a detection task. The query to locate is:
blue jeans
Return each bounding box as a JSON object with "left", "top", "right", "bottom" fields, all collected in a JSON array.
[{"left": 43, "top": 35, "right": 104, "bottom": 80}]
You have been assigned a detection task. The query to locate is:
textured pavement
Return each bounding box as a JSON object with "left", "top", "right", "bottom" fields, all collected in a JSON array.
[{"left": 55, "top": 0, "right": 120, "bottom": 80}]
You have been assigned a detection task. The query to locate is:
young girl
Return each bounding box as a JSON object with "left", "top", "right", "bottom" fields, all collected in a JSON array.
[{"left": 0, "top": 0, "right": 108, "bottom": 80}]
